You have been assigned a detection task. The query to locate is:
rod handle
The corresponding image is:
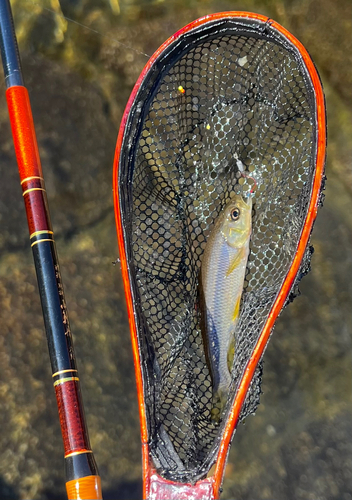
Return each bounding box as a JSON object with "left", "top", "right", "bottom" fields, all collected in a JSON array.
[{"left": 66, "top": 475, "right": 103, "bottom": 500}]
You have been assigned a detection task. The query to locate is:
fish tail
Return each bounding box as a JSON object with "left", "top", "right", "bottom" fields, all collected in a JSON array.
[{"left": 211, "top": 379, "right": 231, "bottom": 422}]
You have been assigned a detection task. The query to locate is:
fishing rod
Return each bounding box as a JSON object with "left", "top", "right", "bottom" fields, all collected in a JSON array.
[{"left": 0, "top": 0, "right": 102, "bottom": 498}]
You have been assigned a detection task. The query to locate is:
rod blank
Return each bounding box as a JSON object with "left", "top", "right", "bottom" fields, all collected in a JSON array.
[{"left": 0, "top": 1, "right": 103, "bottom": 498}]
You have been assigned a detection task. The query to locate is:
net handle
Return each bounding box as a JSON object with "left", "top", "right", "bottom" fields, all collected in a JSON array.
[{"left": 113, "top": 11, "right": 326, "bottom": 500}]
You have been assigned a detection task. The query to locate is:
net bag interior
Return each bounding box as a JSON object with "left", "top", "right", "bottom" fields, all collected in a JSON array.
[{"left": 115, "top": 14, "right": 326, "bottom": 484}]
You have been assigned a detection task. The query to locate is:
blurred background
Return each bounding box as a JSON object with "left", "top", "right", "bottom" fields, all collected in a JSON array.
[{"left": 0, "top": 0, "right": 351, "bottom": 498}]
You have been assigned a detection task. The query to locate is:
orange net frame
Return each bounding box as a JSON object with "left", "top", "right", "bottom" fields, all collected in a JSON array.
[{"left": 113, "top": 12, "right": 326, "bottom": 499}]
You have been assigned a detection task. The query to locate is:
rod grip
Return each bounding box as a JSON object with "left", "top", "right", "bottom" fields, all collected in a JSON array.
[{"left": 66, "top": 475, "right": 102, "bottom": 500}]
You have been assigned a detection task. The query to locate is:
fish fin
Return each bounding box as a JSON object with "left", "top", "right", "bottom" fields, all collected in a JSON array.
[
  {"left": 227, "top": 335, "right": 235, "bottom": 372},
  {"left": 199, "top": 276, "right": 221, "bottom": 388},
  {"left": 232, "top": 294, "right": 241, "bottom": 322},
  {"left": 211, "top": 387, "right": 229, "bottom": 423},
  {"left": 226, "top": 299, "right": 240, "bottom": 372},
  {"left": 226, "top": 246, "right": 246, "bottom": 277},
  {"left": 205, "top": 308, "right": 221, "bottom": 388}
]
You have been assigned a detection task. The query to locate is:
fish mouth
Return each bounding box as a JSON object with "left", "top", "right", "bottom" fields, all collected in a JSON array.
[
  {"left": 242, "top": 193, "right": 253, "bottom": 207},
  {"left": 230, "top": 192, "right": 252, "bottom": 208}
]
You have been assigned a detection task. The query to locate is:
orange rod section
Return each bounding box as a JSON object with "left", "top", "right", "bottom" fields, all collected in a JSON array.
[
  {"left": 6, "top": 85, "right": 43, "bottom": 181},
  {"left": 6, "top": 86, "right": 52, "bottom": 237},
  {"left": 66, "top": 475, "right": 102, "bottom": 500}
]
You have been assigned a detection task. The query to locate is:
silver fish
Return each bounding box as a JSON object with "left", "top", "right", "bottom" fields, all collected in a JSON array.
[{"left": 201, "top": 195, "right": 252, "bottom": 404}]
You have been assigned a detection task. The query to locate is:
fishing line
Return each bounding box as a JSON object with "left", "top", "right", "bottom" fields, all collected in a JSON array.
[{"left": 24, "top": 0, "right": 151, "bottom": 58}]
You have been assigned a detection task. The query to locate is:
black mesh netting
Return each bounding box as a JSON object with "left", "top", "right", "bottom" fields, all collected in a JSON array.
[{"left": 118, "top": 18, "right": 321, "bottom": 482}]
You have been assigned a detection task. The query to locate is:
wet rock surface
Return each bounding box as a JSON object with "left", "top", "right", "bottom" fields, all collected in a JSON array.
[{"left": 0, "top": 0, "right": 351, "bottom": 498}]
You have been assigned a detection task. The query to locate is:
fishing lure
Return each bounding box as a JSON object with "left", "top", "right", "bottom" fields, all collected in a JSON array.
[{"left": 201, "top": 195, "right": 252, "bottom": 410}]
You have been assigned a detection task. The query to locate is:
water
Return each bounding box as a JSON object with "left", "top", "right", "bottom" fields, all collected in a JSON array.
[{"left": 0, "top": 0, "right": 351, "bottom": 498}]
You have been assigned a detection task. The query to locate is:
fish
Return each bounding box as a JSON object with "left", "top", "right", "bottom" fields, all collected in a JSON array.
[{"left": 200, "top": 195, "right": 252, "bottom": 411}]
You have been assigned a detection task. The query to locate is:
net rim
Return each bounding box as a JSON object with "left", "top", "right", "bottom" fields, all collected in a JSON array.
[{"left": 112, "top": 11, "right": 326, "bottom": 499}]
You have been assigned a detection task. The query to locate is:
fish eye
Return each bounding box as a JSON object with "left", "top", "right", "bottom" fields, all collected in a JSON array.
[{"left": 230, "top": 207, "right": 241, "bottom": 221}]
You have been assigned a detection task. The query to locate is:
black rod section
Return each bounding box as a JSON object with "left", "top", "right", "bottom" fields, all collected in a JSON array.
[{"left": 0, "top": 0, "right": 23, "bottom": 86}]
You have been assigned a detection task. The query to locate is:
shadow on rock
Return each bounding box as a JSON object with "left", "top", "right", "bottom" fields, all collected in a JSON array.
[
  {"left": 0, "top": 476, "right": 19, "bottom": 500},
  {"left": 104, "top": 479, "right": 143, "bottom": 500}
]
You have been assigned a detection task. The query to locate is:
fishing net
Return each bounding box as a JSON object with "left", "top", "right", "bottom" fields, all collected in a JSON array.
[{"left": 116, "top": 16, "right": 324, "bottom": 483}]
